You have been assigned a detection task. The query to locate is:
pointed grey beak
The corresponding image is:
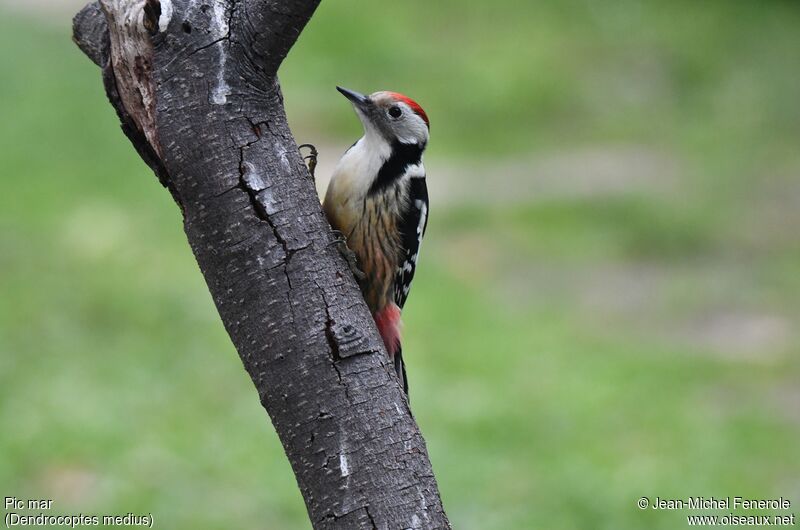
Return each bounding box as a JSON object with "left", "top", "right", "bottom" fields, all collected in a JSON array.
[{"left": 337, "top": 86, "right": 370, "bottom": 108}]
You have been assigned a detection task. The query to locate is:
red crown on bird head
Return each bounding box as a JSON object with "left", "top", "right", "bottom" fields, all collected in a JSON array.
[{"left": 387, "top": 92, "right": 429, "bottom": 129}]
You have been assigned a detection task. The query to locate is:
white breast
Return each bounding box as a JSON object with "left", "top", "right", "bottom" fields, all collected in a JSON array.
[
  {"left": 324, "top": 134, "right": 393, "bottom": 229},
  {"left": 331, "top": 136, "right": 392, "bottom": 194}
]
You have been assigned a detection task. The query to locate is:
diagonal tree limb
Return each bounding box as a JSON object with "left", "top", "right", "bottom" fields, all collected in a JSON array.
[{"left": 72, "top": 1, "right": 451, "bottom": 528}]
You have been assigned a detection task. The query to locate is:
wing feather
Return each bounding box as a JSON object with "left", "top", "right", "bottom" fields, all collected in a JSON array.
[{"left": 394, "top": 176, "right": 429, "bottom": 309}]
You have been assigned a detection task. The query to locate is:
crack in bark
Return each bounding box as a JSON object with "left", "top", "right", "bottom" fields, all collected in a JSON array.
[
  {"left": 184, "top": 35, "right": 229, "bottom": 58},
  {"left": 364, "top": 506, "right": 378, "bottom": 529},
  {"left": 237, "top": 129, "right": 293, "bottom": 264},
  {"left": 322, "top": 299, "right": 351, "bottom": 401},
  {"left": 321, "top": 297, "right": 341, "bottom": 362}
]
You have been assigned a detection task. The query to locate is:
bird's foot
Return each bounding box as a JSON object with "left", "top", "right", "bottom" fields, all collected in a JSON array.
[
  {"left": 298, "top": 143, "right": 318, "bottom": 180},
  {"left": 329, "top": 230, "right": 365, "bottom": 281},
  {"left": 339, "top": 241, "right": 366, "bottom": 281}
]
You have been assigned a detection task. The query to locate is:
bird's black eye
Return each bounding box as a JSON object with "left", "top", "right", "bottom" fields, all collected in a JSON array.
[{"left": 388, "top": 106, "right": 402, "bottom": 118}]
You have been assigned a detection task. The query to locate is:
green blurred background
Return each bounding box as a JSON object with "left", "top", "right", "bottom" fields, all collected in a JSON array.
[{"left": 1, "top": 1, "right": 799, "bottom": 528}]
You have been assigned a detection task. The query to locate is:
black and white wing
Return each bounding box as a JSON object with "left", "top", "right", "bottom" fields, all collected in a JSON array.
[{"left": 394, "top": 176, "right": 429, "bottom": 309}]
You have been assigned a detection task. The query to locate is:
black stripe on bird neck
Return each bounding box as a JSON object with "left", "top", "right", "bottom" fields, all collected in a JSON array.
[{"left": 368, "top": 141, "right": 425, "bottom": 196}]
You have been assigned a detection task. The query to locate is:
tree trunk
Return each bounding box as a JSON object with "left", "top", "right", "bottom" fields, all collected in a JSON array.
[{"left": 72, "top": 2, "right": 451, "bottom": 528}]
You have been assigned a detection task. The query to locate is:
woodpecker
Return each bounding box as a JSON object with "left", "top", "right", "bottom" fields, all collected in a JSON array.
[{"left": 323, "top": 86, "right": 430, "bottom": 395}]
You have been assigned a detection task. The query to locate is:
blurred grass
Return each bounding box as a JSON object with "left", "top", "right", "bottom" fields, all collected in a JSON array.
[
  {"left": 284, "top": 0, "right": 800, "bottom": 158},
  {"left": 1, "top": 1, "right": 799, "bottom": 529}
]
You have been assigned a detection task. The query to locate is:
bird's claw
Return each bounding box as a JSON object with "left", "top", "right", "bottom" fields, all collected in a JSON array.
[
  {"left": 329, "top": 229, "right": 346, "bottom": 245},
  {"left": 298, "top": 143, "right": 318, "bottom": 180},
  {"left": 330, "top": 231, "right": 365, "bottom": 281}
]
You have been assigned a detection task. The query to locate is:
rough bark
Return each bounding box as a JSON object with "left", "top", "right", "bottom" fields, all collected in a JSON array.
[{"left": 72, "top": 2, "right": 451, "bottom": 528}]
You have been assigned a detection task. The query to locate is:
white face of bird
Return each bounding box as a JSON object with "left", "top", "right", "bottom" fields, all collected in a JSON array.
[{"left": 337, "top": 87, "right": 430, "bottom": 147}]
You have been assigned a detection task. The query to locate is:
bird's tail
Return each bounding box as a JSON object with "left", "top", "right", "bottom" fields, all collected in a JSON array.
[
  {"left": 394, "top": 347, "right": 409, "bottom": 396},
  {"left": 374, "top": 303, "right": 408, "bottom": 395}
]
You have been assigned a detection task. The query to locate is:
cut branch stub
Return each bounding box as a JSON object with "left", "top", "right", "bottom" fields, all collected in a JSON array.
[{"left": 99, "top": 0, "right": 162, "bottom": 157}]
